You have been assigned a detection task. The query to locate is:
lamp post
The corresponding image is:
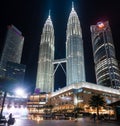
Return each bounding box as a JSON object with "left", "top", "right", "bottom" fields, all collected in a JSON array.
[{"left": 0, "top": 91, "right": 7, "bottom": 116}]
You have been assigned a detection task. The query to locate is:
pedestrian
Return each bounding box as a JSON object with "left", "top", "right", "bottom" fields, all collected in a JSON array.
[
  {"left": 7, "top": 113, "right": 15, "bottom": 126},
  {"left": 74, "top": 112, "right": 78, "bottom": 122},
  {"left": 93, "top": 113, "right": 96, "bottom": 122},
  {"left": 9, "top": 113, "right": 12, "bottom": 119}
]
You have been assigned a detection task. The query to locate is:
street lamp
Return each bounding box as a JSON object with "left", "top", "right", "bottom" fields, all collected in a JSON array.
[
  {"left": 15, "top": 88, "right": 27, "bottom": 98},
  {"left": 0, "top": 91, "right": 7, "bottom": 116}
]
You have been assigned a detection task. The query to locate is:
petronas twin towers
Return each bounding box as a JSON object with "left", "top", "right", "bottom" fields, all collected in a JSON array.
[
  {"left": 36, "top": 14, "right": 55, "bottom": 92},
  {"left": 36, "top": 3, "right": 86, "bottom": 93}
]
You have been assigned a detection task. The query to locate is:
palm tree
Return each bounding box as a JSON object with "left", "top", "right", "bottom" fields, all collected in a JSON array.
[{"left": 89, "top": 94, "right": 106, "bottom": 119}]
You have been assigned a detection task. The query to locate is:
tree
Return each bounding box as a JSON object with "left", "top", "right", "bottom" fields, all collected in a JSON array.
[{"left": 89, "top": 94, "right": 106, "bottom": 119}]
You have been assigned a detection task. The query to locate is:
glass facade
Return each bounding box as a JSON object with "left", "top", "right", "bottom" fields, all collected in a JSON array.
[
  {"left": 0, "top": 25, "right": 24, "bottom": 77},
  {"left": 36, "top": 15, "right": 55, "bottom": 93},
  {"left": 66, "top": 6, "right": 86, "bottom": 86},
  {"left": 1, "top": 25, "right": 24, "bottom": 67},
  {"left": 90, "top": 21, "right": 120, "bottom": 89}
]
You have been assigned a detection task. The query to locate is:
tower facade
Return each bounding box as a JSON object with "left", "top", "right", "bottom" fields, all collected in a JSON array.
[
  {"left": 36, "top": 14, "right": 55, "bottom": 92},
  {"left": 90, "top": 21, "right": 120, "bottom": 89},
  {"left": 0, "top": 25, "right": 24, "bottom": 77},
  {"left": 66, "top": 4, "right": 86, "bottom": 86}
]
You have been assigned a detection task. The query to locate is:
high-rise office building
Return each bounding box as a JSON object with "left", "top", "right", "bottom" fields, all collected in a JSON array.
[
  {"left": 90, "top": 21, "right": 120, "bottom": 89},
  {"left": 36, "top": 13, "right": 55, "bottom": 93},
  {"left": 0, "top": 25, "right": 24, "bottom": 78},
  {"left": 1, "top": 25, "right": 24, "bottom": 66},
  {"left": 66, "top": 3, "right": 86, "bottom": 86}
]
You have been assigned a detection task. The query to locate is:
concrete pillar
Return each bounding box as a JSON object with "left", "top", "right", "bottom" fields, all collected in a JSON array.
[{"left": 73, "top": 93, "right": 78, "bottom": 106}]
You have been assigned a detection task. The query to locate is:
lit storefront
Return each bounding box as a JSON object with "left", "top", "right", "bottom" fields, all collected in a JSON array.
[
  {"left": 49, "top": 82, "right": 120, "bottom": 115},
  {"left": 27, "top": 93, "right": 50, "bottom": 120},
  {"left": 27, "top": 82, "right": 120, "bottom": 119}
]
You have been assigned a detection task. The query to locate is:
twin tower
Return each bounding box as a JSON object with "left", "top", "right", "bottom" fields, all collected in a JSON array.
[{"left": 36, "top": 3, "right": 86, "bottom": 92}]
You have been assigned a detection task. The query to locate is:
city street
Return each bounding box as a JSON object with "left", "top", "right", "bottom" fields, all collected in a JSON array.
[{"left": 12, "top": 118, "right": 120, "bottom": 126}]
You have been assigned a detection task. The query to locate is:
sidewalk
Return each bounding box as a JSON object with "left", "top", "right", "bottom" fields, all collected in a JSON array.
[
  {"left": 102, "top": 119, "right": 120, "bottom": 124},
  {"left": 13, "top": 117, "right": 120, "bottom": 126},
  {"left": 84, "top": 117, "right": 120, "bottom": 125}
]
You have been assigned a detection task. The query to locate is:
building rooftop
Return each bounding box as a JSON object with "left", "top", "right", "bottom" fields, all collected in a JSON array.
[{"left": 51, "top": 82, "right": 120, "bottom": 97}]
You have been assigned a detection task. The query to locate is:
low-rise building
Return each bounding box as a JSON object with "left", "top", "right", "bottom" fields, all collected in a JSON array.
[
  {"left": 27, "top": 93, "right": 50, "bottom": 120},
  {"left": 27, "top": 82, "right": 120, "bottom": 120}
]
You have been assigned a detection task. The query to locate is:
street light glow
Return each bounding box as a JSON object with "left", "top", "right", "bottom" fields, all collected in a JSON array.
[{"left": 15, "top": 88, "right": 27, "bottom": 98}]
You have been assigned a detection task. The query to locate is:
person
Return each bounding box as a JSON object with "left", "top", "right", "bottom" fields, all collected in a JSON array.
[
  {"left": 93, "top": 113, "right": 96, "bottom": 122},
  {"left": 7, "top": 113, "right": 15, "bottom": 126},
  {"left": 74, "top": 112, "right": 78, "bottom": 122},
  {"left": 9, "top": 113, "right": 12, "bottom": 119}
]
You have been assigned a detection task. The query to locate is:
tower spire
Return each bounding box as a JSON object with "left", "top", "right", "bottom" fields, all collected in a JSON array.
[
  {"left": 48, "top": 10, "right": 51, "bottom": 19},
  {"left": 72, "top": 1, "right": 74, "bottom": 11}
]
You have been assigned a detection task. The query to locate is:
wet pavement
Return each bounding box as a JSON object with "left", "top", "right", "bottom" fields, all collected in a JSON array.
[{"left": 6, "top": 118, "right": 120, "bottom": 126}]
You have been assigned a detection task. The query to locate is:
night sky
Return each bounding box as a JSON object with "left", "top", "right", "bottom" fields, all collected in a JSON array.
[{"left": 0, "top": 0, "right": 120, "bottom": 93}]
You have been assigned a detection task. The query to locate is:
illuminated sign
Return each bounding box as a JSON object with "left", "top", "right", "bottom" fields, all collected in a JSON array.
[{"left": 39, "top": 102, "right": 46, "bottom": 104}]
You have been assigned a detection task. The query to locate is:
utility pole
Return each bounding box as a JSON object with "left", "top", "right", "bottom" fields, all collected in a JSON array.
[{"left": 0, "top": 91, "right": 7, "bottom": 116}]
